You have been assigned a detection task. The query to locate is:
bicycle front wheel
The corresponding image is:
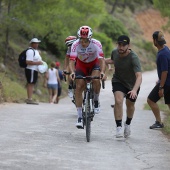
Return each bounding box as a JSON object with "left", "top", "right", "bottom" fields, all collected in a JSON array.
[{"left": 85, "top": 92, "right": 91, "bottom": 142}]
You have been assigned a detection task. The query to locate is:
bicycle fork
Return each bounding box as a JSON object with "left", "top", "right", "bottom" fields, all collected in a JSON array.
[{"left": 83, "top": 83, "right": 94, "bottom": 116}]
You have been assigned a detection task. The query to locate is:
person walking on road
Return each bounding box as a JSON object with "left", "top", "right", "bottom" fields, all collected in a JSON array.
[
  {"left": 147, "top": 31, "right": 170, "bottom": 129},
  {"left": 44, "top": 62, "right": 60, "bottom": 104},
  {"left": 55, "top": 61, "right": 63, "bottom": 103},
  {"left": 25, "top": 38, "right": 43, "bottom": 105},
  {"left": 105, "top": 35, "right": 142, "bottom": 138}
]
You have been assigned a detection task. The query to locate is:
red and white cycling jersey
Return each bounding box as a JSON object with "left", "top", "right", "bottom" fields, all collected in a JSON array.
[
  {"left": 70, "top": 38, "right": 104, "bottom": 63},
  {"left": 66, "top": 46, "right": 71, "bottom": 58}
]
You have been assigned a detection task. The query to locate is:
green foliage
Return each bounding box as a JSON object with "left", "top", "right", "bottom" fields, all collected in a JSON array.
[
  {"left": 153, "top": 0, "right": 170, "bottom": 17},
  {"left": 0, "top": 0, "right": 106, "bottom": 57},
  {"left": 0, "top": 72, "right": 26, "bottom": 102},
  {"left": 99, "top": 16, "right": 129, "bottom": 41},
  {"left": 93, "top": 32, "right": 113, "bottom": 58},
  {"left": 134, "top": 40, "right": 154, "bottom": 52}
]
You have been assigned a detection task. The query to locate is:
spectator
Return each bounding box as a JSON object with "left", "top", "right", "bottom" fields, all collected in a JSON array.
[
  {"left": 147, "top": 31, "right": 170, "bottom": 129},
  {"left": 55, "top": 61, "right": 63, "bottom": 103},
  {"left": 44, "top": 62, "right": 60, "bottom": 104},
  {"left": 105, "top": 35, "right": 142, "bottom": 138},
  {"left": 25, "top": 38, "right": 43, "bottom": 105}
]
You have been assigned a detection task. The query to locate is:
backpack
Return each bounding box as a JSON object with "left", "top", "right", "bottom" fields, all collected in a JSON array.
[{"left": 18, "top": 48, "right": 35, "bottom": 68}]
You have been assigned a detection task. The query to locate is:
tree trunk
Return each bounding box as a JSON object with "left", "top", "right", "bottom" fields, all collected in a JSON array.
[
  {"left": 4, "top": 0, "right": 11, "bottom": 65},
  {"left": 110, "top": 0, "right": 119, "bottom": 14}
]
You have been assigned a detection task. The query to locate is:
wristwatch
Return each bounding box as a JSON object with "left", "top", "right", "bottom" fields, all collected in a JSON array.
[{"left": 159, "top": 86, "right": 164, "bottom": 90}]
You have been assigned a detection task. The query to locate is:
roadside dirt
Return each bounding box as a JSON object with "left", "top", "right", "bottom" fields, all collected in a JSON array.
[{"left": 136, "top": 8, "right": 170, "bottom": 46}]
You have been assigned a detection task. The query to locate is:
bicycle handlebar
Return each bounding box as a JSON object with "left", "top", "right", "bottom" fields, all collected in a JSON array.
[
  {"left": 75, "top": 75, "right": 105, "bottom": 89},
  {"left": 63, "top": 71, "right": 70, "bottom": 81}
]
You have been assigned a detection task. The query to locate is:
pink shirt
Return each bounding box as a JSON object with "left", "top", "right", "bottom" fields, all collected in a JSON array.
[{"left": 70, "top": 38, "right": 104, "bottom": 63}]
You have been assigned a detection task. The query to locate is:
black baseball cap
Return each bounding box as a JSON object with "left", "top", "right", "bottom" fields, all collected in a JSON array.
[
  {"left": 117, "top": 35, "right": 130, "bottom": 45},
  {"left": 152, "top": 31, "right": 166, "bottom": 45}
]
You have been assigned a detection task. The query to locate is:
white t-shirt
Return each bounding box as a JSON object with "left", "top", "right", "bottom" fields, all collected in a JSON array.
[
  {"left": 70, "top": 38, "right": 104, "bottom": 63},
  {"left": 47, "top": 68, "right": 58, "bottom": 84},
  {"left": 26, "top": 48, "right": 42, "bottom": 71}
]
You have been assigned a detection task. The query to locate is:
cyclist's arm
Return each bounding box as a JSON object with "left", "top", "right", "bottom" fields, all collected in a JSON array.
[
  {"left": 64, "top": 55, "right": 70, "bottom": 70},
  {"left": 69, "top": 59, "right": 75, "bottom": 74},
  {"left": 99, "top": 58, "right": 106, "bottom": 73}
]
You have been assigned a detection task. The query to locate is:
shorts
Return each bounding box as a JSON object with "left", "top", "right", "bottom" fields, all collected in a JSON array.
[
  {"left": 148, "top": 83, "right": 170, "bottom": 104},
  {"left": 112, "top": 82, "right": 140, "bottom": 102},
  {"left": 75, "top": 58, "right": 100, "bottom": 76},
  {"left": 25, "top": 68, "right": 38, "bottom": 84},
  {"left": 47, "top": 84, "right": 58, "bottom": 90}
]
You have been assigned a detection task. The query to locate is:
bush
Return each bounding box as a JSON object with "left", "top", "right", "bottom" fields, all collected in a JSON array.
[
  {"left": 93, "top": 32, "right": 113, "bottom": 58},
  {"left": 99, "top": 16, "right": 129, "bottom": 41}
]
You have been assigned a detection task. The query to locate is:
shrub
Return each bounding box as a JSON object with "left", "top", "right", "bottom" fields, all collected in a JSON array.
[{"left": 99, "top": 16, "right": 129, "bottom": 41}]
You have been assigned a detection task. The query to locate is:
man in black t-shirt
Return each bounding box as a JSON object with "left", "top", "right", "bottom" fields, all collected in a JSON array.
[{"left": 105, "top": 35, "right": 142, "bottom": 138}]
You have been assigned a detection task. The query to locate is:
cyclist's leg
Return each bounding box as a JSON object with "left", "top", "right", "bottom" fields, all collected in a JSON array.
[
  {"left": 90, "top": 60, "right": 101, "bottom": 113},
  {"left": 67, "top": 66, "right": 74, "bottom": 98},
  {"left": 75, "top": 59, "right": 86, "bottom": 128},
  {"left": 91, "top": 69, "right": 101, "bottom": 95},
  {"left": 75, "top": 79, "right": 85, "bottom": 109}
]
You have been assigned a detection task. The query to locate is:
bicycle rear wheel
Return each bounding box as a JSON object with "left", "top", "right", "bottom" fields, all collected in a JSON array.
[{"left": 85, "top": 92, "right": 91, "bottom": 142}]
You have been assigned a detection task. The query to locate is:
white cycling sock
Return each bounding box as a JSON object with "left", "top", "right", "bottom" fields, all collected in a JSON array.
[{"left": 77, "top": 107, "right": 82, "bottom": 118}]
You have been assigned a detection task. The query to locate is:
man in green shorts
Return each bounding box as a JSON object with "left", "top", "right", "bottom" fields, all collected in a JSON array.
[{"left": 105, "top": 35, "right": 142, "bottom": 138}]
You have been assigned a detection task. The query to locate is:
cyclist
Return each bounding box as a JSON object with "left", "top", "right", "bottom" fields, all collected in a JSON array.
[
  {"left": 69, "top": 26, "right": 105, "bottom": 128},
  {"left": 63, "top": 36, "right": 77, "bottom": 99}
]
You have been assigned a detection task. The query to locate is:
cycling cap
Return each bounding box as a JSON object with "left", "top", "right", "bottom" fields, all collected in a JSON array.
[
  {"left": 29, "top": 38, "right": 41, "bottom": 44},
  {"left": 117, "top": 35, "right": 130, "bottom": 45},
  {"left": 38, "top": 61, "right": 48, "bottom": 73},
  {"left": 65, "top": 36, "right": 77, "bottom": 46},
  {"left": 77, "top": 26, "right": 93, "bottom": 39},
  {"left": 152, "top": 31, "right": 166, "bottom": 45}
]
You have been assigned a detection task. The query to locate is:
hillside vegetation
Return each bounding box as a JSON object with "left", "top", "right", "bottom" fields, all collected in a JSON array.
[{"left": 0, "top": 0, "right": 169, "bottom": 103}]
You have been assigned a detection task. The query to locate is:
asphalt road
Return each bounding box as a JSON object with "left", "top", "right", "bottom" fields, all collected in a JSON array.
[{"left": 0, "top": 70, "right": 170, "bottom": 170}]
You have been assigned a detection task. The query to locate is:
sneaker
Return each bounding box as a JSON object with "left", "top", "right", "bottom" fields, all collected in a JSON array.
[
  {"left": 150, "top": 121, "right": 164, "bottom": 129},
  {"left": 94, "top": 100, "right": 100, "bottom": 114},
  {"left": 116, "top": 126, "right": 123, "bottom": 138},
  {"left": 68, "top": 89, "right": 73, "bottom": 98},
  {"left": 25, "top": 99, "right": 39, "bottom": 105},
  {"left": 76, "top": 118, "right": 83, "bottom": 129},
  {"left": 124, "top": 123, "right": 131, "bottom": 138}
]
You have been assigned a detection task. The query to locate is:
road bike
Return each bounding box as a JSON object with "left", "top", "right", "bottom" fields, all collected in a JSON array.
[{"left": 75, "top": 75, "right": 105, "bottom": 142}]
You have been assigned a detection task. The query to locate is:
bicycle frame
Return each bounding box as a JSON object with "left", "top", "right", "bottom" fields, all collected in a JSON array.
[{"left": 75, "top": 75, "right": 102, "bottom": 142}]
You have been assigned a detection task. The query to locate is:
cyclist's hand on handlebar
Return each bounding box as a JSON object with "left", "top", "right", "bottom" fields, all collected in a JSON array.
[
  {"left": 100, "top": 72, "right": 105, "bottom": 80},
  {"left": 63, "top": 70, "right": 66, "bottom": 76},
  {"left": 70, "top": 72, "right": 75, "bottom": 80}
]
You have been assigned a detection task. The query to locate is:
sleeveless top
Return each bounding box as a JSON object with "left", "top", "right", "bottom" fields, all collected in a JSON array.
[{"left": 47, "top": 68, "right": 58, "bottom": 84}]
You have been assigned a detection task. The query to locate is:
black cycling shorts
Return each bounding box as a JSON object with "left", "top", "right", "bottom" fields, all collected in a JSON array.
[
  {"left": 148, "top": 83, "right": 170, "bottom": 104},
  {"left": 112, "top": 82, "right": 140, "bottom": 102}
]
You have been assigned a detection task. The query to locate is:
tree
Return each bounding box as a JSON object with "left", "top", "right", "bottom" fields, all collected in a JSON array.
[{"left": 0, "top": 0, "right": 107, "bottom": 61}]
